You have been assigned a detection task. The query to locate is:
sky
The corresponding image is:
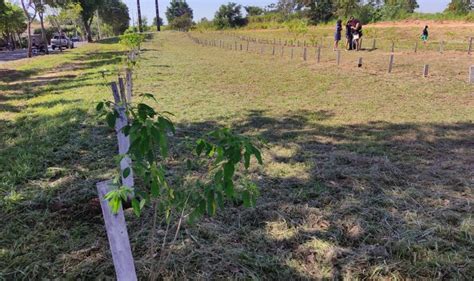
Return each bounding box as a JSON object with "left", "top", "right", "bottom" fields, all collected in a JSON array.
[{"left": 123, "top": 0, "right": 451, "bottom": 24}]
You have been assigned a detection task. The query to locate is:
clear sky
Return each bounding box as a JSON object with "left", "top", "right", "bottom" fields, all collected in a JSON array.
[{"left": 123, "top": 0, "right": 452, "bottom": 25}]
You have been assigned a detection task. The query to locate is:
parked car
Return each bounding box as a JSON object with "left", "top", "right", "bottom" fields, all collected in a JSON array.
[
  {"left": 51, "top": 34, "right": 74, "bottom": 50},
  {"left": 71, "top": 36, "right": 81, "bottom": 42}
]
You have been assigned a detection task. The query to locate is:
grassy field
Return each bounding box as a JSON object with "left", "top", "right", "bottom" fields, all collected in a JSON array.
[{"left": 1, "top": 28, "right": 473, "bottom": 280}]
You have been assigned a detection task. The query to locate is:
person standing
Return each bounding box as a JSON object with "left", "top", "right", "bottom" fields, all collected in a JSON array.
[
  {"left": 421, "top": 25, "right": 429, "bottom": 45},
  {"left": 334, "top": 20, "right": 342, "bottom": 50},
  {"left": 346, "top": 17, "right": 354, "bottom": 50},
  {"left": 352, "top": 18, "right": 362, "bottom": 51}
]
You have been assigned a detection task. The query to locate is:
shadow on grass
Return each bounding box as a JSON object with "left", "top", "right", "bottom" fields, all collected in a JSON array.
[
  {"left": 155, "top": 110, "right": 473, "bottom": 280},
  {"left": 1, "top": 106, "right": 472, "bottom": 280}
]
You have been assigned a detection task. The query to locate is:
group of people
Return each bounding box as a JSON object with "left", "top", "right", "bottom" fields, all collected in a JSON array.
[
  {"left": 334, "top": 16, "right": 362, "bottom": 51},
  {"left": 334, "top": 17, "right": 430, "bottom": 51}
]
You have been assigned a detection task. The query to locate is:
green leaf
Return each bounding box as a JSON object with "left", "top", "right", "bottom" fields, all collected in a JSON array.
[
  {"left": 122, "top": 167, "right": 131, "bottom": 178},
  {"left": 223, "top": 180, "right": 234, "bottom": 198},
  {"left": 196, "top": 140, "right": 205, "bottom": 156},
  {"left": 131, "top": 198, "right": 141, "bottom": 217},
  {"left": 96, "top": 101, "right": 104, "bottom": 111},
  {"left": 252, "top": 146, "right": 263, "bottom": 165},
  {"left": 206, "top": 190, "right": 216, "bottom": 215},
  {"left": 151, "top": 178, "right": 159, "bottom": 197},
  {"left": 223, "top": 162, "right": 235, "bottom": 182},
  {"left": 244, "top": 152, "right": 251, "bottom": 169},
  {"left": 140, "top": 93, "right": 157, "bottom": 102},
  {"left": 106, "top": 112, "right": 116, "bottom": 128},
  {"left": 139, "top": 198, "right": 147, "bottom": 209}
]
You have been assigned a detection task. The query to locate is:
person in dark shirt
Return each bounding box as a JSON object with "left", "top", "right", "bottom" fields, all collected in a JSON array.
[
  {"left": 334, "top": 20, "right": 342, "bottom": 50},
  {"left": 346, "top": 17, "right": 354, "bottom": 50},
  {"left": 421, "top": 25, "right": 429, "bottom": 45},
  {"left": 351, "top": 18, "right": 362, "bottom": 51}
]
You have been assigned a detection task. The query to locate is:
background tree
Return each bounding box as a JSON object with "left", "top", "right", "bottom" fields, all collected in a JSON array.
[
  {"left": 0, "top": 2, "right": 27, "bottom": 49},
  {"left": 335, "top": 0, "right": 361, "bottom": 17},
  {"left": 20, "top": 0, "right": 37, "bottom": 57},
  {"left": 169, "top": 14, "right": 193, "bottom": 30},
  {"left": 152, "top": 16, "right": 164, "bottom": 27},
  {"left": 165, "top": 0, "right": 193, "bottom": 23},
  {"left": 446, "top": 0, "right": 472, "bottom": 15},
  {"left": 384, "top": 0, "right": 418, "bottom": 13},
  {"left": 301, "top": 0, "right": 334, "bottom": 24},
  {"left": 214, "top": 2, "right": 246, "bottom": 29},
  {"left": 276, "top": 0, "right": 303, "bottom": 17},
  {"left": 73, "top": 0, "right": 103, "bottom": 42},
  {"left": 99, "top": 0, "right": 130, "bottom": 35},
  {"left": 244, "top": 6, "right": 264, "bottom": 16}
]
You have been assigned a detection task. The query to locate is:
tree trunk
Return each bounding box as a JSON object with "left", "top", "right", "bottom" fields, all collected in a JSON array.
[
  {"left": 27, "top": 21, "right": 32, "bottom": 57},
  {"left": 39, "top": 12, "right": 49, "bottom": 54},
  {"left": 137, "top": 0, "right": 143, "bottom": 32},
  {"left": 85, "top": 21, "right": 93, "bottom": 42},
  {"left": 155, "top": 0, "right": 160, "bottom": 31}
]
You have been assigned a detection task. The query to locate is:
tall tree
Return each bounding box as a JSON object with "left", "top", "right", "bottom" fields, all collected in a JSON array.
[
  {"left": 20, "top": 0, "right": 37, "bottom": 57},
  {"left": 34, "top": 0, "right": 48, "bottom": 54},
  {"left": 298, "top": 0, "right": 334, "bottom": 23},
  {"left": 334, "top": 0, "right": 361, "bottom": 17},
  {"left": 446, "top": 0, "right": 472, "bottom": 14},
  {"left": 0, "top": 2, "right": 27, "bottom": 49},
  {"left": 214, "top": 2, "right": 245, "bottom": 29},
  {"left": 99, "top": 0, "right": 130, "bottom": 35},
  {"left": 384, "top": 0, "right": 418, "bottom": 13},
  {"left": 244, "top": 6, "right": 264, "bottom": 16},
  {"left": 136, "top": 0, "right": 142, "bottom": 32},
  {"left": 155, "top": 0, "right": 160, "bottom": 31},
  {"left": 73, "top": 0, "right": 104, "bottom": 42},
  {"left": 165, "top": 0, "right": 193, "bottom": 23}
]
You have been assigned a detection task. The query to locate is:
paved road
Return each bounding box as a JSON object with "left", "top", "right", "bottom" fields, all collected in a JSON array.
[{"left": 0, "top": 42, "right": 87, "bottom": 63}]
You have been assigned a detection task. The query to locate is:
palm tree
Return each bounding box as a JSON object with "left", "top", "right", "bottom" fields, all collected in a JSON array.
[
  {"left": 155, "top": 0, "right": 160, "bottom": 31},
  {"left": 137, "top": 0, "right": 143, "bottom": 32}
]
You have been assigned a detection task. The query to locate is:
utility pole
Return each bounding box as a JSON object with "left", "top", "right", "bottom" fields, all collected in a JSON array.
[
  {"left": 137, "top": 0, "right": 143, "bottom": 32},
  {"left": 155, "top": 0, "right": 160, "bottom": 31}
]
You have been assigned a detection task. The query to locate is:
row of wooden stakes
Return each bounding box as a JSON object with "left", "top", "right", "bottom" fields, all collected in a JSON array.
[{"left": 189, "top": 35, "right": 474, "bottom": 80}]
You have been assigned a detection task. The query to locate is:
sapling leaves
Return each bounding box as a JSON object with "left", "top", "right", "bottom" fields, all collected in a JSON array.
[{"left": 97, "top": 98, "right": 263, "bottom": 222}]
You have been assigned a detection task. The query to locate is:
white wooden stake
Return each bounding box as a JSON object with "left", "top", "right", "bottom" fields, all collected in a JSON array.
[
  {"left": 469, "top": 66, "right": 474, "bottom": 83},
  {"left": 468, "top": 37, "right": 472, "bottom": 55},
  {"left": 97, "top": 181, "right": 137, "bottom": 281}
]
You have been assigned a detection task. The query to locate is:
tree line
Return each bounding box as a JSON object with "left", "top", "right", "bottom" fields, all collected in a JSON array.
[
  {"left": 0, "top": 0, "right": 130, "bottom": 56},
  {"left": 163, "top": 0, "right": 473, "bottom": 31}
]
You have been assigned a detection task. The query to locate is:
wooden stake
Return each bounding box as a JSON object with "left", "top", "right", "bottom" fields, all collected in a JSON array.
[
  {"left": 97, "top": 180, "right": 137, "bottom": 281},
  {"left": 372, "top": 38, "right": 376, "bottom": 50},
  {"left": 388, "top": 54, "right": 394, "bottom": 73},
  {"left": 469, "top": 66, "right": 474, "bottom": 83},
  {"left": 423, "top": 64, "right": 429, "bottom": 77},
  {"left": 272, "top": 45, "right": 275, "bottom": 56},
  {"left": 358, "top": 57, "right": 363, "bottom": 68},
  {"left": 439, "top": 41, "right": 444, "bottom": 53},
  {"left": 336, "top": 50, "right": 341, "bottom": 65},
  {"left": 414, "top": 42, "right": 418, "bottom": 53},
  {"left": 317, "top": 47, "right": 321, "bottom": 63},
  {"left": 468, "top": 37, "right": 472, "bottom": 55},
  {"left": 391, "top": 41, "right": 395, "bottom": 53},
  {"left": 303, "top": 48, "right": 307, "bottom": 61},
  {"left": 291, "top": 48, "right": 294, "bottom": 59}
]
